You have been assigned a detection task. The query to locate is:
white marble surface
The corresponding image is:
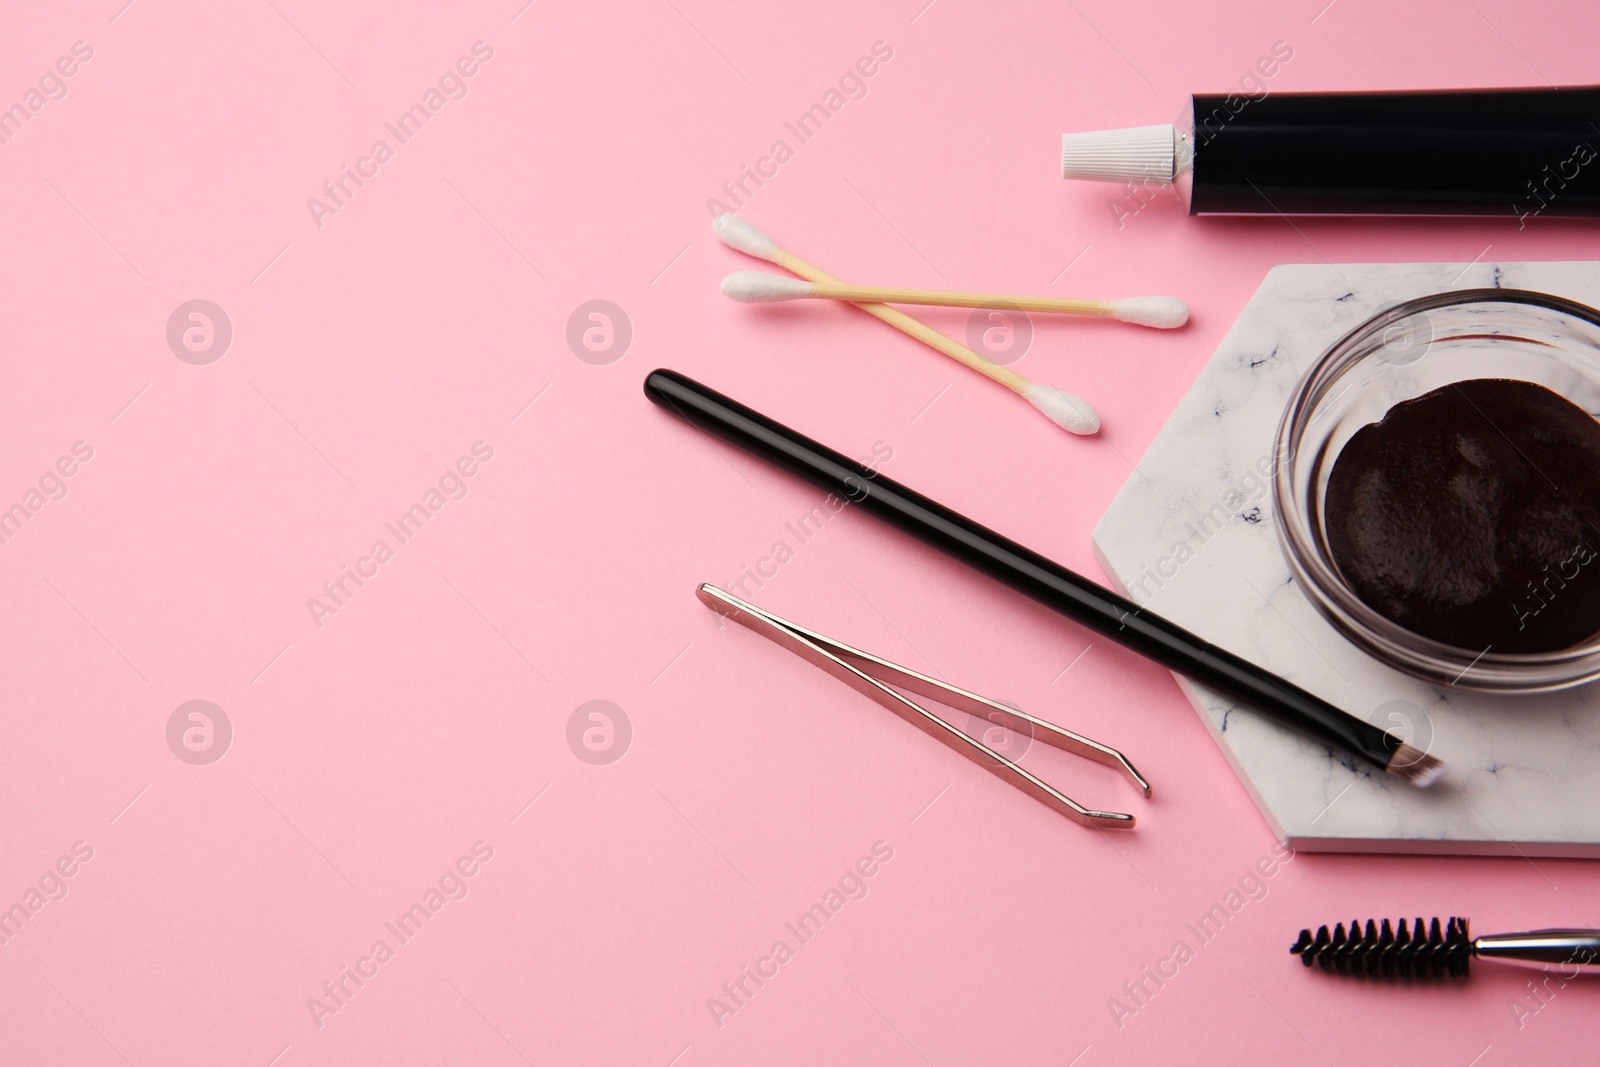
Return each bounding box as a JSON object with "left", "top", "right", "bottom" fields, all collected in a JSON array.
[{"left": 1092, "top": 261, "right": 1600, "bottom": 856}]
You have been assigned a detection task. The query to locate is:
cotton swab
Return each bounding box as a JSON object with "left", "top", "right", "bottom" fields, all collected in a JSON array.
[
  {"left": 711, "top": 214, "right": 1100, "bottom": 436},
  {"left": 721, "top": 271, "right": 1189, "bottom": 329}
]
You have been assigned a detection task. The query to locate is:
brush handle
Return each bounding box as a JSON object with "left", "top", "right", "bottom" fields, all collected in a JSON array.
[
  {"left": 1476, "top": 930, "right": 1600, "bottom": 973},
  {"left": 644, "top": 369, "right": 1416, "bottom": 779}
]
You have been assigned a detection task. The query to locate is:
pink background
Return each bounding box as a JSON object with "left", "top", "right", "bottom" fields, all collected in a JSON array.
[{"left": 3, "top": 0, "right": 1598, "bottom": 1063}]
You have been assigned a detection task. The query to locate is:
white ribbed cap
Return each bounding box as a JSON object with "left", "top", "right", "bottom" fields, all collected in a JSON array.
[{"left": 1060, "top": 124, "right": 1176, "bottom": 184}]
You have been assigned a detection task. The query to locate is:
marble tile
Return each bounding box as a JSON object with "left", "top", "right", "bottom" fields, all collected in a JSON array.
[{"left": 1092, "top": 261, "right": 1600, "bottom": 856}]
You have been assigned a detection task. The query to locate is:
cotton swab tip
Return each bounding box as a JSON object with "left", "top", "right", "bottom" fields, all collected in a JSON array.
[
  {"left": 1023, "top": 383, "right": 1100, "bottom": 435},
  {"left": 721, "top": 271, "right": 814, "bottom": 302},
  {"left": 1106, "top": 297, "right": 1189, "bottom": 329},
  {"left": 712, "top": 213, "right": 781, "bottom": 262}
]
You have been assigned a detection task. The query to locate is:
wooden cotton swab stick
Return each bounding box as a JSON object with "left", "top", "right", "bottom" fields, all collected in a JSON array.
[
  {"left": 711, "top": 214, "right": 1100, "bottom": 436},
  {"left": 721, "top": 270, "right": 1188, "bottom": 329}
]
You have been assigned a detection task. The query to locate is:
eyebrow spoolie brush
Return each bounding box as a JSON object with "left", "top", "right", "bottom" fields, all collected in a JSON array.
[
  {"left": 644, "top": 367, "right": 1447, "bottom": 787},
  {"left": 1292, "top": 917, "right": 1600, "bottom": 978}
]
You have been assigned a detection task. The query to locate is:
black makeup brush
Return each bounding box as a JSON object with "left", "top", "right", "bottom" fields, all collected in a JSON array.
[{"left": 1291, "top": 917, "right": 1600, "bottom": 978}]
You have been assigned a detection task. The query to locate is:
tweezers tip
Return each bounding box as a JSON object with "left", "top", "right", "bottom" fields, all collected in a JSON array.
[{"left": 1117, "top": 756, "right": 1152, "bottom": 799}]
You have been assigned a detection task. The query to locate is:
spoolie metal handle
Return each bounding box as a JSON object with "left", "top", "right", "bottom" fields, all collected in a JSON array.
[{"left": 1474, "top": 930, "right": 1600, "bottom": 973}]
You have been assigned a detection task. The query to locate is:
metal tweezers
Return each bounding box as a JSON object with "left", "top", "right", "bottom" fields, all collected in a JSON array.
[{"left": 698, "top": 584, "right": 1150, "bottom": 829}]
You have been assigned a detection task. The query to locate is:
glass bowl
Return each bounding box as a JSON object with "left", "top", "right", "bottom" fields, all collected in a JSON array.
[{"left": 1273, "top": 288, "right": 1600, "bottom": 692}]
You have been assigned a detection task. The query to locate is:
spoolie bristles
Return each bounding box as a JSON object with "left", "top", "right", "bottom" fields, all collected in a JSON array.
[{"left": 1290, "top": 916, "right": 1471, "bottom": 979}]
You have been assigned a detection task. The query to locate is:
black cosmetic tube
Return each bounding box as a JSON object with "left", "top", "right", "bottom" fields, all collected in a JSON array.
[{"left": 1061, "top": 86, "right": 1600, "bottom": 221}]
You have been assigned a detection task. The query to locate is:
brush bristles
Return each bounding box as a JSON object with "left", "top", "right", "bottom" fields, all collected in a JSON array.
[
  {"left": 1387, "top": 744, "right": 1447, "bottom": 788},
  {"left": 1291, "top": 917, "right": 1472, "bottom": 979}
]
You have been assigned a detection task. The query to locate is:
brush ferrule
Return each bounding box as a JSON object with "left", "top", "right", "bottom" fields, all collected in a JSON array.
[{"left": 1474, "top": 930, "right": 1600, "bottom": 973}]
